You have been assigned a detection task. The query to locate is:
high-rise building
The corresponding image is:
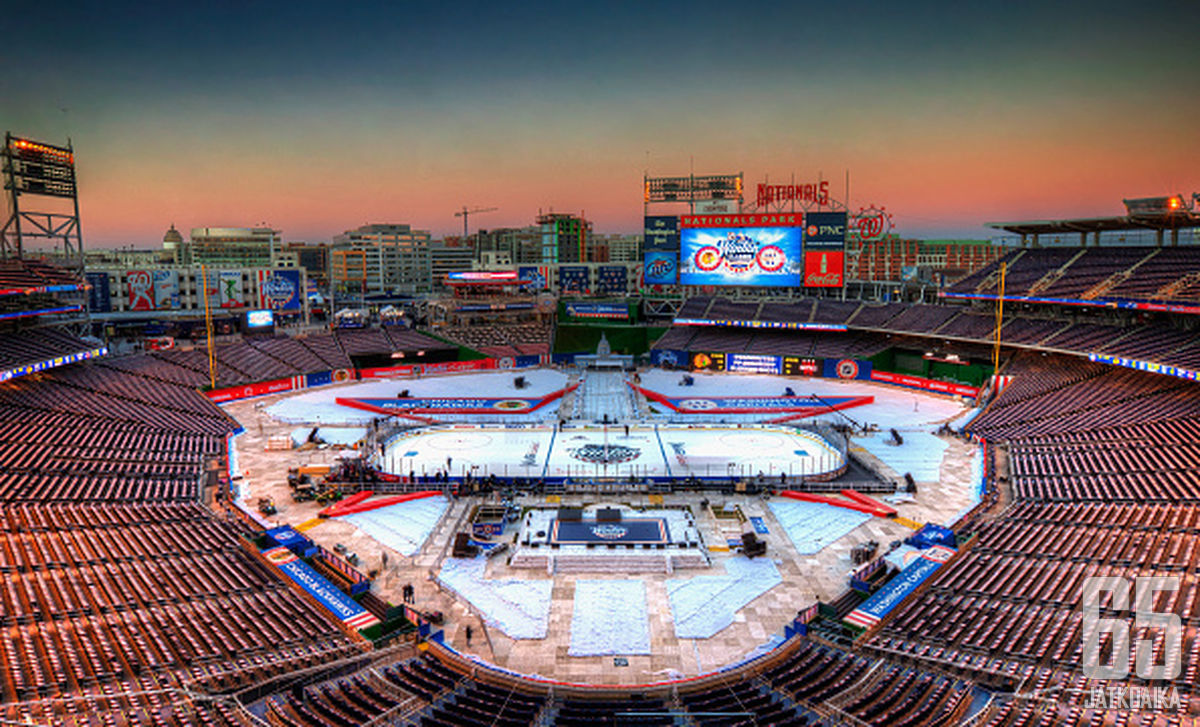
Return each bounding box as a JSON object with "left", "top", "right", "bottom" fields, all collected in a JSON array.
[
  {"left": 538, "top": 212, "right": 591, "bottom": 263},
  {"left": 590, "top": 233, "right": 641, "bottom": 263},
  {"left": 429, "top": 236, "right": 476, "bottom": 287},
  {"left": 476, "top": 225, "right": 542, "bottom": 264},
  {"left": 285, "top": 241, "right": 331, "bottom": 288},
  {"left": 331, "top": 223, "right": 431, "bottom": 296},
  {"left": 184, "top": 227, "right": 282, "bottom": 267}
]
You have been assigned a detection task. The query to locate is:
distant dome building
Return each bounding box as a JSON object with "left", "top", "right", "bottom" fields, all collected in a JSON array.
[{"left": 162, "top": 223, "right": 183, "bottom": 252}]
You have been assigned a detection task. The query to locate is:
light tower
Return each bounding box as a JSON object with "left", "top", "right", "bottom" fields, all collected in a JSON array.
[{"left": 1, "top": 133, "right": 84, "bottom": 271}]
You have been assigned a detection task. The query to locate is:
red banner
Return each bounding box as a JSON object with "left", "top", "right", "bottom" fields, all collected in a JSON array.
[
  {"left": 358, "top": 358, "right": 498, "bottom": 380},
  {"left": 870, "top": 370, "right": 979, "bottom": 398},
  {"left": 206, "top": 377, "right": 296, "bottom": 402},
  {"left": 804, "top": 251, "right": 844, "bottom": 287},
  {"left": 679, "top": 213, "right": 801, "bottom": 229}
]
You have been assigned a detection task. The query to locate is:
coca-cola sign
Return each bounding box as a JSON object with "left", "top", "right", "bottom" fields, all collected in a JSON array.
[{"left": 804, "top": 251, "right": 844, "bottom": 288}]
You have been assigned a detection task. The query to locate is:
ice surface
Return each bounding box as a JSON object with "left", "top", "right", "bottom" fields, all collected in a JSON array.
[
  {"left": 667, "top": 558, "right": 782, "bottom": 639},
  {"left": 568, "top": 580, "right": 651, "bottom": 656},
  {"left": 436, "top": 556, "right": 552, "bottom": 639}
]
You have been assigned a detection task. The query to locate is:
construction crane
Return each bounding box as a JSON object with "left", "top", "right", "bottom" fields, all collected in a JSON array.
[{"left": 454, "top": 206, "right": 498, "bottom": 238}]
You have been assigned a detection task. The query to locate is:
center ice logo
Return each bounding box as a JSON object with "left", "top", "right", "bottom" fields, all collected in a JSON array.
[
  {"left": 570, "top": 443, "right": 640, "bottom": 465},
  {"left": 590, "top": 524, "right": 629, "bottom": 540}
]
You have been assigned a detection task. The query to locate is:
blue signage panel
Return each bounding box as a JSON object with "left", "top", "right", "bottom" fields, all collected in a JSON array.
[
  {"left": 844, "top": 545, "right": 955, "bottom": 629},
  {"left": 596, "top": 265, "right": 628, "bottom": 295},
  {"left": 644, "top": 251, "right": 678, "bottom": 285},
  {"left": 650, "top": 349, "right": 687, "bottom": 367},
  {"left": 726, "top": 353, "right": 782, "bottom": 375},
  {"left": 557, "top": 266, "right": 590, "bottom": 293},
  {"left": 679, "top": 227, "right": 802, "bottom": 287},
  {"left": 85, "top": 272, "right": 111, "bottom": 312},
  {"left": 306, "top": 370, "right": 333, "bottom": 388},
  {"left": 263, "top": 547, "right": 377, "bottom": 630},
  {"left": 804, "top": 212, "right": 848, "bottom": 249},
  {"left": 517, "top": 266, "right": 547, "bottom": 291},
  {"left": 644, "top": 215, "right": 680, "bottom": 250},
  {"left": 565, "top": 302, "right": 628, "bottom": 319}
]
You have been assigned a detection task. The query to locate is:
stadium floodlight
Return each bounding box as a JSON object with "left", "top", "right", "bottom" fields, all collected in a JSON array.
[{"left": 1123, "top": 195, "right": 1187, "bottom": 216}]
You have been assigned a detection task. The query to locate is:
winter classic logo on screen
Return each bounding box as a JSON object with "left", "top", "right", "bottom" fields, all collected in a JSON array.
[
  {"left": 693, "top": 232, "right": 787, "bottom": 274},
  {"left": 261, "top": 273, "right": 296, "bottom": 308}
]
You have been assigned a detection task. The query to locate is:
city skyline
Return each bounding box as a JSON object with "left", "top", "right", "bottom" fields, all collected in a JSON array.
[{"left": 6, "top": 0, "right": 1198, "bottom": 248}]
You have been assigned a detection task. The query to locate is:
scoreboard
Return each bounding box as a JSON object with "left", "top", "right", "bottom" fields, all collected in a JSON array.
[{"left": 783, "top": 356, "right": 819, "bottom": 376}]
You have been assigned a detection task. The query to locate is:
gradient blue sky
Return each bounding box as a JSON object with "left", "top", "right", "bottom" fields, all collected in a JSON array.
[{"left": 5, "top": 1, "right": 1198, "bottom": 246}]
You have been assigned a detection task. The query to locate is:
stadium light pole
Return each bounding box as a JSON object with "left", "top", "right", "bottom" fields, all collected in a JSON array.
[{"left": 992, "top": 262, "right": 1006, "bottom": 378}]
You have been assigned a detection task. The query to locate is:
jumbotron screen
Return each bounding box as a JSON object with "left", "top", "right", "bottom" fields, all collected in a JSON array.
[{"left": 679, "top": 226, "right": 802, "bottom": 287}]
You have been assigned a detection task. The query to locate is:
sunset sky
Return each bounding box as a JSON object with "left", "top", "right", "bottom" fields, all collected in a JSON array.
[{"left": 6, "top": 1, "right": 1198, "bottom": 247}]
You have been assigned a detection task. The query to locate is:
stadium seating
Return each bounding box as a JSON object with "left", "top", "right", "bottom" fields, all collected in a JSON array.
[
  {"left": 432, "top": 324, "right": 551, "bottom": 355},
  {"left": 0, "top": 328, "right": 96, "bottom": 370}
]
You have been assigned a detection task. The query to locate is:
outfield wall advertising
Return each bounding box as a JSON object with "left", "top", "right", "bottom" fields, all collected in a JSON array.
[
  {"left": 726, "top": 353, "right": 782, "bottom": 375},
  {"left": 85, "top": 272, "right": 110, "bottom": 312},
  {"left": 644, "top": 215, "right": 680, "bottom": 250},
  {"left": 870, "top": 370, "right": 979, "bottom": 398},
  {"left": 643, "top": 251, "right": 678, "bottom": 285},
  {"left": 257, "top": 269, "right": 302, "bottom": 311},
  {"left": 803, "top": 211, "right": 847, "bottom": 288}
]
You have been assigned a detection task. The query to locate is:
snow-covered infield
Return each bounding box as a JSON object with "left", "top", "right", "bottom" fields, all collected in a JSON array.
[
  {"left": 289, "top": 426, "right": 366, "bottom": 448},
  {"left": 568, "top": 580, "right": 651, "bottom": 656},
  {"left": 336, "top": 495, "right": 449, "bottom": 556},
  {"left": 437, "top": 556, "right": 552, "bottom": 639},
  {"left": 853, "top": 430, "right": 948, "bottom": 482},
  {"left": 768, "top": 499, "right": 871, "bottom": 555},
  {"left": 667, "top": 558, "right": 782, "bottom": 639}
]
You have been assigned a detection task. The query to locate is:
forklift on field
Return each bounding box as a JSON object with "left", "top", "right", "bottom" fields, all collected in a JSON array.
[{"left": 257, "top": 497, "right": 277, "bottom": 515}]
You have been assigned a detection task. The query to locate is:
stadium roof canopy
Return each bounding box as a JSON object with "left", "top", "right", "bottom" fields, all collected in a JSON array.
[
  {"left": 986, "top": 214, "right": 1200, "bottom": 236},
  {"left": 987, "top": 194, "right": 1200, "bottom": 238}
]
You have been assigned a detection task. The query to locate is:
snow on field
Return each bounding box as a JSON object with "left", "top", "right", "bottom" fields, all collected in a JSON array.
[
  {"left": 568, "top": 580, "right": 651, "bottom": 656},
  {"left": 768, "top": 499, "right": 871, "bottom": 555},
  {"left": 667, "top": 557, "right": 782, "bottom": 639},
  {"left": 289, "top": 427, "right": 367, "bottom": 447},
  {"left": 437, "top": 557, "right": 552, "bottom": 639},
  {"left": 337, "top": 495, "right": 448, "bottom": 556},
  {"left": 266, "top": 369, "right": 569, "bottom": 425},
  {"left": 853, "top": 431, "right": 948, "bottom": 482},
  {"left": 638, "top": 369, "right": 967, "bottom": 428}
]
